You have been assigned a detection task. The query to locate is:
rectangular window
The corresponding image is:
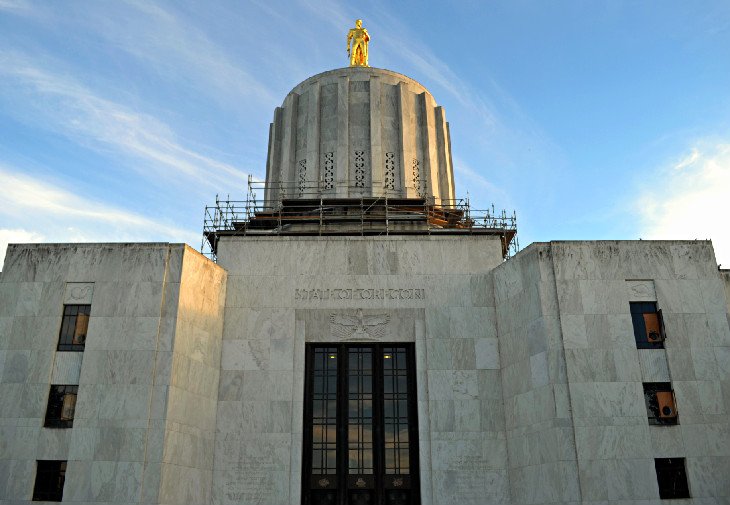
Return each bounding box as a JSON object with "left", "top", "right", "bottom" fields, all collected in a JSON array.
[
  {"left": 44, "top": 385, "right": 78, "bottom": 428},
  {"left": 643, "top": 383, "right": 678, "bottom": 425},
  {"left": 655, "top": 458, "right": 690, "bottom": 499},
  {"left": 58, "top": 304, "right": 90, "bottom": 351},
  {"left": 32, "top": 460, "right": 66, "bottom": 501},
  {"left": 630, "top": 302, "right": 665, "bottom": 349}
]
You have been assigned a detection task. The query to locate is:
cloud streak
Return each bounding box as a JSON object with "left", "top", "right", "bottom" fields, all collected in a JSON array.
[
  {"left": 95, "top": 0, "right": 277, "bottom": 105},
  {"left": 0, "top": 51, "right": 249, "bottom": 191},
  {"left": 452, "top": 155, "right": 510, "bottom": 205},
  {"left": 0, "top": 164, "right": 199, "bottom": 267},
  {"left": 0, "top": 0, "right": 29, "bottom": 10},
  {"left": 0, "top": 165, "right": 194, "bottom": 236}
]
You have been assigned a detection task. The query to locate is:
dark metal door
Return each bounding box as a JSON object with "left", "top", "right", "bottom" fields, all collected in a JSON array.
[{"left": 302, "top": 344, "right": 420, "bottom": 505}]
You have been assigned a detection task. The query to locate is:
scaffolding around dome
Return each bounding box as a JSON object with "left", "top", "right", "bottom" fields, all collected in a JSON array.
[{"left": 202, "top": 178, "right": 518, "bottom": 261}]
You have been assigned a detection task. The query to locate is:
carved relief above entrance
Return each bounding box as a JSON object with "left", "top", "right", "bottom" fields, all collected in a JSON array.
[
  {"left": 329, "top": 309, "right": 390, "bottom": 341},
  {"left": 296, "top": 308, "right": 423, "bottom": 343}
]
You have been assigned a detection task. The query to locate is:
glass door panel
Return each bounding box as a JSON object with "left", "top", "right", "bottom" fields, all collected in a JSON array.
[{"left": 309, "top": 347, "right": 339, "bottom": 504}]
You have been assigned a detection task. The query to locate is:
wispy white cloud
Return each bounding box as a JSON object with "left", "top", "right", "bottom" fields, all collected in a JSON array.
[
  {"left": 637, "top": 141, "right": 730, "bottom": 265},
  {"left": 673, "top": 148, "right": 700, "bottom": 171},
  {"left": 452, "top": 155, "right": 510, "bottom": 204},
  {"left": 0, "top": 0, "right": 30, "bottom": 11},
  {"left": 2, "top": 1, "right": 277, "bottom": 105},
  {"left": 378, "top": 34, "right": 499, "bottom": 131},
  {"left": 85, "top": 0, "right": 277, "bottom": 105},
  {"left": 0, "top": 51, "right": 249, "bottom": 190},
  {"left": 1, "top": 167, "right": 180, "bottom": 229},
  {"left": 0, "top": 164, "right": 199, "bottom": 266}
]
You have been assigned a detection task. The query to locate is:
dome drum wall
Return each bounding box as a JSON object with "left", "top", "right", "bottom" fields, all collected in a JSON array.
[{"left": 264, "top": 67, "right": 456, "bottom": 206}]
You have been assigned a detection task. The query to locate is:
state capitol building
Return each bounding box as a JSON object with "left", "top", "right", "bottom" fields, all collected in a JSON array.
[{"left": 1, "top": 20, "right": 729, "bottom": 505}]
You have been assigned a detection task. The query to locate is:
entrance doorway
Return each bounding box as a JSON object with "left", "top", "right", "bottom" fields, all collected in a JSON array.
[{"left": 302, "top": 344, "right": 420, "bottom": 505}]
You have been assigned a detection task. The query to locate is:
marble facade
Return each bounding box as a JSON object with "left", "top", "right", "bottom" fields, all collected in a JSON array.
[
  {"left": 1, "top": 238, "right": 729, "bottom": 504},
  {"left": 0, "top": 244, "right": 227, "bottom": 505}
]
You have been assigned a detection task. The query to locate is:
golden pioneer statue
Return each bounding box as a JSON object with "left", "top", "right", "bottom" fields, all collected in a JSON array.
[{"left": 347, "top": 19, "right": 370, "bottom": 67}]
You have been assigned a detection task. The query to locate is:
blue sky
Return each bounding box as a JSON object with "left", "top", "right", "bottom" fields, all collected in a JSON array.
[{"left": 1, "top": 0, "right": 729, "bottom": 267}]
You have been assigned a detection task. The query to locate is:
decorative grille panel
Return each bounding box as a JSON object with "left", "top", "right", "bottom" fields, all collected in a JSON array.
[{"left": 385, "top": 153, "right": 396, "bottom": 191}]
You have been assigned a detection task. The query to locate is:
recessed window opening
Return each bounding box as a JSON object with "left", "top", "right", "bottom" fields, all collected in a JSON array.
[
  {"left": 630, "top": 302, "right": 665, "bottom": 349},
  {"left": 58, "top": 304, "right": 90, "bottom": 351},
  {"left": 655, "top": 458, "right": 690, "bottom": 499},
  {"left": 643, "top": 383, "right": 678, "bottom": 426},
  {"left": 32, "top": 460, "right": 66, "bottom": 501},
  {"left": 44, "top": 385, "right": 78, "bottom": 428}
]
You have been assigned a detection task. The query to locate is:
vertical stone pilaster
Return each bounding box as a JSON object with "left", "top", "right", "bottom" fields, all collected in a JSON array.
[
  {"left": 397, "top": 81, "right": 412, "bottom": 198},
  {"left": 435, "top": 107, "right": 455, "bottom": 206},
  {"left": 370, "top": 76, "right": 382, "bottom": 197},
  {"left": 306, "top": 81, "right": 321, "bottom": 197},
  {"left": 264, "top": 121, "right": 274, "bottom": 205},
  {"left": 420, "top": 93, "right": 440, "bottom": 205},
  {"left": 267, "top": 107, "right": 284, "bottom": 205},
  {"left": 336, "top": 75, "right": 350, "bottom": 197},
  {"left": 445, "top": 121, "right": 456, "bottom": 202},
  {"left": 280, "top": 93, "right": 299, "bottom": 200}
]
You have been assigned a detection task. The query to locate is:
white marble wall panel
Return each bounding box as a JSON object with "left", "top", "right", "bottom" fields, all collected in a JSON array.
[
  {"left": 0, "top": 349, "right": 53, "bottom": 384},
  {"left": 605, "top": 458, "right": 659, "bottom": 500},
  {"left": 721, "top": 270, "right": 730, "bottom": 314},
  {"left": 686, "top": 456, "right": 730, "bottom": 498},
  {"left": 570, "top": 381, "right": 645, "bottom": 420},
  {"left": 669, "top": 242, "right": 716, "bottom": 279},
  {"left": 650, "top": 425, "right": 685, "bottom": 457},
  {"left": 50, "top": 351, "right": 82, "bottom": 384},
  {"left": 638, "top": 349, "right": 671, "bottom": 382}
]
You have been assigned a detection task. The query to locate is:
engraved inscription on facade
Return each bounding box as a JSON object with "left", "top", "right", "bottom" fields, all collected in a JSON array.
[
  {"left": 224, "top": 458, "right": 277, "bottom": 503},
  {"left": 295, "top": 288, "right": 426, "bottom": 301}
]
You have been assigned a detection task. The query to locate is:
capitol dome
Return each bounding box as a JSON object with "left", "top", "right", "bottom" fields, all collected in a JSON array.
[{"left": 264, "top": 66, "right": 456, "bottom": 206}]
